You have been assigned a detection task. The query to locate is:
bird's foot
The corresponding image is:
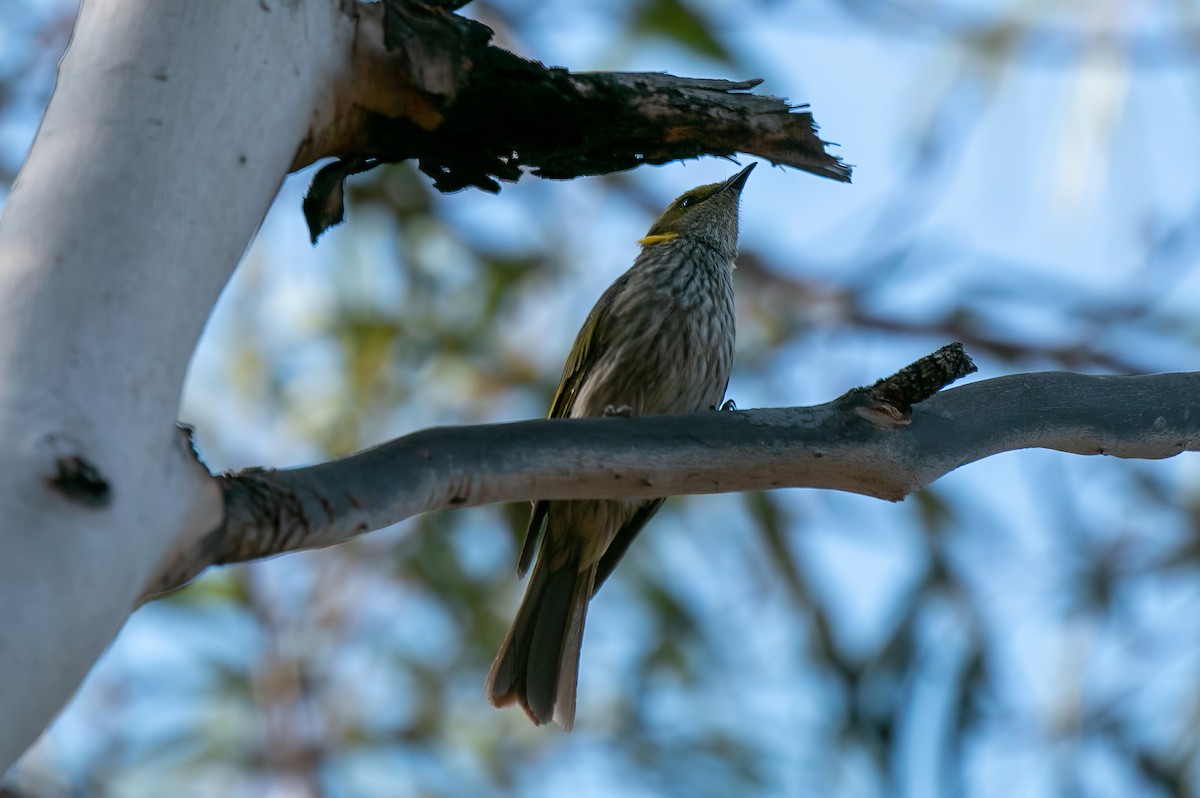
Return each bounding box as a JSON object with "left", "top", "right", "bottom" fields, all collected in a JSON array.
[
  {"left": 720, "top": 399, "right": 737, "bottom": 412},
  {"left": 603, "top": 404, "right": 634, "bottom": 417}
]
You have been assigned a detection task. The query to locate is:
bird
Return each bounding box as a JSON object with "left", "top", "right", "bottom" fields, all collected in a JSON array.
[{"left": 485, "top": 163, "right": 754, "bottom": 730}]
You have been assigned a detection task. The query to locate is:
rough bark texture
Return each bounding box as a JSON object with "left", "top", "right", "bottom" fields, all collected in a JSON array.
[{"left": 301, "top": 0, "right": 851, "bottom": 239}]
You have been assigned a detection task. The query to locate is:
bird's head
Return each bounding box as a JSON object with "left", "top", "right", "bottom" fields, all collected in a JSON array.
[{"left": 638, "top": 162, "right": 755, "bottom": 261}]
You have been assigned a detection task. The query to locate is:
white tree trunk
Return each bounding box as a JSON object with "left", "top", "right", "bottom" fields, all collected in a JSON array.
[{"left": 0, "top": 0, "right": 351, "bottom": 769}]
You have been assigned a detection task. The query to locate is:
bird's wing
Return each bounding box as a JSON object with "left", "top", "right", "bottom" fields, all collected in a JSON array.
[
  {"left": 518, "top": 502, "right": 549, "bottom": 578},
  {"left": 592, "top": 498, "right": 666, "bottom": 594},
  {"left": 517, "top": 297, "right": 615, "bottom": 578},
  {"left": 547, "top": 297, "right": 612, "bottom": 421}
]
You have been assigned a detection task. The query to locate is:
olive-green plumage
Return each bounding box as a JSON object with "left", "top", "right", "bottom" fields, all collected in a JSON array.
[{"left": 485, "top": 164, "right": 754, "bottom": 729}]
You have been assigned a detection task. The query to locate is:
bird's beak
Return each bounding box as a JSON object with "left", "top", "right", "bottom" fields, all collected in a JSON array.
[{"left": 719, "top": 162, "right": 756, "bottom": 195}]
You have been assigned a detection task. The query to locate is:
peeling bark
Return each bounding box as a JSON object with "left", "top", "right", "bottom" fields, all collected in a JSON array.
[{"left": 302, "top": 0, "right": 851, "bottom": 239}]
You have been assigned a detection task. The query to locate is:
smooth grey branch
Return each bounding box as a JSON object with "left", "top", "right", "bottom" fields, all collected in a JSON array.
[{"left": 146, "top": 370, "right": 1200, "bottom": 600}]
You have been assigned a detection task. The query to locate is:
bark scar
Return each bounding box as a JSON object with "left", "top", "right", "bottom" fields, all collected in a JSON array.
[
  {"left": 40, "top": 433, "right": 112, "bottom": 508},
  {"left": 853, "top": 343, "right": 978, "bottom": 428}
]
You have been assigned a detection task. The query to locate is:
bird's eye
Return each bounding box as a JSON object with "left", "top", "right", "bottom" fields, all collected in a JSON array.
[{"left": 679, "top": 196, "right": 695, "bottom": 209}]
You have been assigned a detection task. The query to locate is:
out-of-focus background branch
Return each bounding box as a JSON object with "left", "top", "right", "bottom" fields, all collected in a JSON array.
[{"left": 5, "top": 1, "right": 1200, "bottom": 796}]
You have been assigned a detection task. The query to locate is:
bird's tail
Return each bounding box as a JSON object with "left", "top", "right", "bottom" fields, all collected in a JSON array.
[{"left": 485, "top": 546, "right": 594, "bottom": 731}]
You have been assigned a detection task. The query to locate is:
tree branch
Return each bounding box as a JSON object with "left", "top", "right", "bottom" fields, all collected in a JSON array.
[
  {"left": 300, "top": 0, "right": 851, "bottom": 240},
  {"left": 146, "top": 359, "right": 1200, "bottom": 601}
]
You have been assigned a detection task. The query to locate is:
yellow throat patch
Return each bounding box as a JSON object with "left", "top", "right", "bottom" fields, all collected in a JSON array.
[{"left": 637, "top": 232, "right": 680, "bottom": 247}]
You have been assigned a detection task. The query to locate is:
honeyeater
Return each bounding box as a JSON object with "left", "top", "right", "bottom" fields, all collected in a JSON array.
[{"left": 486, "top": 163, "right": 754, "bottom": 729}]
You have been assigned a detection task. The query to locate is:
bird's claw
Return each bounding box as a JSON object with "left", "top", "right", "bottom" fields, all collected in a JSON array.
[
  {"left": 603, "top": 404, "right": 634, "bottom": 417},
  {"left": 720, "top": 399, "right": 737, "bottom": 412}
]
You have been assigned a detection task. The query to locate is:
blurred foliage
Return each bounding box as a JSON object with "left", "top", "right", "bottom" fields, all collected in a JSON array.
[
  {"left": 6, "top": 1, "right": 1200, "bottom": 797},
  {"left": 631, "top": 0, "right": 734, "bottom": 64}
]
